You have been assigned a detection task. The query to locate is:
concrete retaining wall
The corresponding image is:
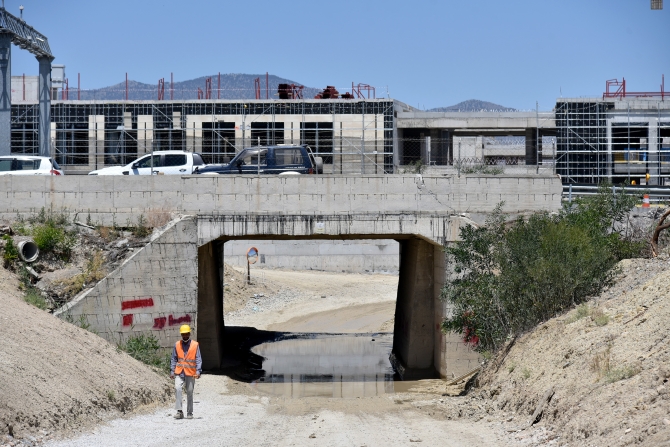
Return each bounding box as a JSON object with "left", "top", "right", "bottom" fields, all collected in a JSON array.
[
  {"left": 55, "top": 217, "right": 199, "bottom": 348},
  {"left": 223, "top": 239, "right": 400, "bottom": 273}
]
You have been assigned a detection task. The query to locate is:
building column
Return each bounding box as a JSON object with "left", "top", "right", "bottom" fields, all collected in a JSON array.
[
  {"left": 37, "top": 56, "right": 53, "bottom": 158},
  {"left": 0, "top": 33, "right": 11, "bottom": 156},
  {"left": 525, "top": 128, "right": 538, "bottom": 165}
]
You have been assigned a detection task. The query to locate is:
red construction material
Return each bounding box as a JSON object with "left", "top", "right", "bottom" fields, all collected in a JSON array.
[
  {"left": 603, "top": 75, "right": 665, "bottom": 99},
  {"left": 205, "top": 77, "right": 212, "bottom": 99},
  {"left": 277, "top": 83, "right": 303, "bottom": 99},
  {"left": 254, "top": 77, "right": 261, "bottom": 99},
  {"left": 170, "top": 72, "right": 174, "bottom": 100},
  {"left": 315, "top": 86, "right": 339, "bottom": 99},
  {"left": 158, "top": 78, "right": 165, "bottom": 100},
  {"left": 62, "top": 78, "right": 69, "bottom": 100},
  {"left": 197, "top": 87, "right": 204, "bottom": 100},
  {"left": 352, "top": 82, "right": 376, "bottom": 99}
]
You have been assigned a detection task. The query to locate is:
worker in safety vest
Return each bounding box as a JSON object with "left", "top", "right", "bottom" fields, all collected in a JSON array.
[{"left": 170, "top": 324, "right": 202, "bottom": 420}]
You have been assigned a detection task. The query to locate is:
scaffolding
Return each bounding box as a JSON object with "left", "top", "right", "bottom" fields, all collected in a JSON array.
[
  {"left": 556, "top": 98, "right": 670, "bottom": 185},
  {"left": 9, "top": 99, "right": 396, "bottom": 174}
]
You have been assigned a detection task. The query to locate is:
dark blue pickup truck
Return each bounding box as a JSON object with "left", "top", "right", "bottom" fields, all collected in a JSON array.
[{"left": 194, "top": 145, "right": 323, "bottom": 175}]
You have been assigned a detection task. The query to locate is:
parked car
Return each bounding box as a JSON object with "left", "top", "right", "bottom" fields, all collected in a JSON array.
[
  {"left": 88, "top": 151, "right": 205, "bottom": 175},
  {"left": 194, "top": 145, "right": 323, "bottom": 175},
  {"left": 0, "top": 155, "right": 64, "bottom": 176}
]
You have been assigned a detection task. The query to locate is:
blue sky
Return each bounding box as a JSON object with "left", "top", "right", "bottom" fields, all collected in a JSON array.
[{"left": 7, "top": 0, "right": 670, "bottom": 111}]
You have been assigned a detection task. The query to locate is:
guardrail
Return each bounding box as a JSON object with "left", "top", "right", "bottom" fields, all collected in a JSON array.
[{"left": 563, "top": 184, "right": 670, "bottom": 204}]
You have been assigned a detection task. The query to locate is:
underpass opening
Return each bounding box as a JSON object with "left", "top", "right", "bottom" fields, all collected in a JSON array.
[{"left": 196, "top": 234, "right": 456, "bottom": 396}]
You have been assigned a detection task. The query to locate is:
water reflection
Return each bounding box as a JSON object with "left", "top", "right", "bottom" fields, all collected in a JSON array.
[{"left": 249, "top": 334, "right": 396, "bottom": 398}]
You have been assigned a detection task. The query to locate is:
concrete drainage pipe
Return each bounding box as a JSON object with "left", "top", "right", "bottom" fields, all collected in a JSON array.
[{"left": 13, "top": 237, "right": 40, "bottom": 263}]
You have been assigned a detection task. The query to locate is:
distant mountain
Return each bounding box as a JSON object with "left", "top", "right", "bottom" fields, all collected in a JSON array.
[
  {"left": 428, "top": 99, "right": 516, "bottom": 112},
  {"left": 78, "top": 73, "right": 320, "bottom": 101}
]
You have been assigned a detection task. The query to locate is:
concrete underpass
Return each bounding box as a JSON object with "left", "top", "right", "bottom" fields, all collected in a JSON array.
[{"left": 197, "top": 234, "right": 453, "bottom": 379}]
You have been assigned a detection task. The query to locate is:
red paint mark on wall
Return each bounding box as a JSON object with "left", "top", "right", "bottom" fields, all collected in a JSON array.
[
  {"left": 169, "top": 314, "right": 192, "bottom": 326},
  {"left": 153, "top": 317, "right": 167, "bottom": 330},
  {"left": 122, "top": 314, "right": 134, "bottom": 326},
  {"left": 152, "top": 314, "right": 192, "bottom": 330},
  {"left": 121, "top": 297, "right": 154, "bottom": 310}
]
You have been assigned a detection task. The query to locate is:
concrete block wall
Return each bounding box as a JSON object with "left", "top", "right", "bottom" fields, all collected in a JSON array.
[
  {"left": 222, "top": 239, "right": 399, "bottom": 273},
  {"left": 0, "top": 174, "right": 562, "bottom": 226},
  {"left": 55, "top": 217, "right": 198, "bottom": 349}
]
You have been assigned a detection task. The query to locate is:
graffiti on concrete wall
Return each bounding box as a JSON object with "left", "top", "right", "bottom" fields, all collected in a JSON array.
[{"left": 121, "top": 297, "right": 192, "bottom": 330}]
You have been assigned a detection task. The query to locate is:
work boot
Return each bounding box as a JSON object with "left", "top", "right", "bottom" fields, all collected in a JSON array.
[
  {"left": 187, "top": 413, "right": 193, "bottom": 419},
  {"left": 174, "top": 410, "right": 184, "bottom": 420}
]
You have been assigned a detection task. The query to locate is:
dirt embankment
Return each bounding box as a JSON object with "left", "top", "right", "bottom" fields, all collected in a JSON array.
[
  {"left": 433, "top": 256, "right": 670, "bottom": 446},
  {"left": 0, "top": 267, "right": 172, "bottom": 446}
]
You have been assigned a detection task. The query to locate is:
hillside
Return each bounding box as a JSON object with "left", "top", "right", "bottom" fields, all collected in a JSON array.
[
  {"left": 429, "top": 99, "right": 516, "bottom": 112},
  {"left": 0, "top": 267, "right": 171, "bottom": 444},
  {"left": 431, "top": 255, "right": 670, "bottom": 446},
  {"left": 78, "top": 73, "right": 320, "bottom": 101}
]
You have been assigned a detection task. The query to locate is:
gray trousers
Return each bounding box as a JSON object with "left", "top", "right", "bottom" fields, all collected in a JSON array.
[{"left": 174, "top": 375, "right": 195, "bottom": 414}]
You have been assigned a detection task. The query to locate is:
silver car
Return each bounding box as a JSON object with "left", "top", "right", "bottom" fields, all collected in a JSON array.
[{"left": 0, "top": 155, "right": 64, "bottom": 175}]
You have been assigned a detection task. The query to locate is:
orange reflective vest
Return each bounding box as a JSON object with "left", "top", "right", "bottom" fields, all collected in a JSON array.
[{"left": 174, "top": 340, "right": 199, "bottom": 376}]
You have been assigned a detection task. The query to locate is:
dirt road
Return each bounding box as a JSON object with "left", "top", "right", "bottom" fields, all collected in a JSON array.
[{"left": 45, "top": 269, "right": 511, "bottom": 447}]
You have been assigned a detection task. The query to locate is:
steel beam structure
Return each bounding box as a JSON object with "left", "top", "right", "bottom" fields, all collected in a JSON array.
[
  {"left": 0, "top": 33, "right": 10, "bottom": 155},
  {"left": 0, "top": 7, "right": 54, "bottom": 156}
]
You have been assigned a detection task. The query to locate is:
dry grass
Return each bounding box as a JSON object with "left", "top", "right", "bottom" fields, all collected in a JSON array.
[
  {"left": 590, "top": 344, "right": 640, "bottom": 383},
  {"left": 590, "top": 345, "right": 612, "bottom": 380},
  {"left": 145, "top": 208, "right": 173, "bottom": 229},
  {"left": 590, "top": 307, "right": 610, "bottom": 327},
  {"left": 60, "top": 251, "right": 107, "bottom": 296}
]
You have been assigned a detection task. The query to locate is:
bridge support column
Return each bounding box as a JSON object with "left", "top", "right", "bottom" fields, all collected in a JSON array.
[
  {"left": 197, "top": 242, "right": 224, "bottom": 370},
  {"left": 0, "top": 33, "right": 11, "bottom": 156},
  {"left": 392, "top": 237, "right": 437, "bottom": 378},
  {"left": 37, "top": 56, "right": 52, "bottom": 158}
]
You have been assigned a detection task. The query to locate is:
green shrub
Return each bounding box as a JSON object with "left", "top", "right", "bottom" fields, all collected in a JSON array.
[
  {"left": 605, "top": 365, "right": 640, "bottom": 383},
  {"left": 24, "top": 288, "right": 48, "bottom": 310},
  {"left": 591, "top": 308, "right": 610, "bottom": 327},
  {"left": 441, "top": 185, "right": 642, "bottom": 353},
  {"left": 131, "top": 215, "right": 151, "bottom": 238},
  {"left": 567, "top": 303, "right": 591, "bottom": 323},
  {"left": 118, "top": 334, "right": 171, "bottom": 373},
  {"left": 32, "top": 222, "right": 74, "bottom": 256},
  {"left": 2, "top": 235, "right": 18, "bottom": 264},
  {"left": 461, "top": 165, "right": 504, "bottom": 175}
]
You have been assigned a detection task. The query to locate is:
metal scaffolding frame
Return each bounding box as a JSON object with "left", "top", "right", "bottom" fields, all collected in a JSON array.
[
  {"left": 556, "top": 99, "right": 670, "bottom": 185},
  {"left": 9, "top": 99, "right": 396, "bottom": 174}
]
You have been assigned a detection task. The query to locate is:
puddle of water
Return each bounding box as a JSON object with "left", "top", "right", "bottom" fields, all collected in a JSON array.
[{"left": 248, "top": 333, "right": 401, "bottom": 398}]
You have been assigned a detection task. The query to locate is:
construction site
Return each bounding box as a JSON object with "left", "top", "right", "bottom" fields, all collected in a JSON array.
[
  {"left": 4, "top": 71, "right": 669, "bottom": 185},
  {"left": 2, "top": 2, "right": 670, "bottom": 447}
]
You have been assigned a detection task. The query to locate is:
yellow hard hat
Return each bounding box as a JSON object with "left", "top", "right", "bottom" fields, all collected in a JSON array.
[{"left": 179, "top": 324, "right": 191, "bottom": 334}]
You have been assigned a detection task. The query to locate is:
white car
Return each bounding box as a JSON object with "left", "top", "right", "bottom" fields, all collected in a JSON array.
[
  {"left": 88, "top": 151, "right": 205, "bottom": 175},
  {"left": 0, "top": 155, "right": 64, "bottom": 176}
]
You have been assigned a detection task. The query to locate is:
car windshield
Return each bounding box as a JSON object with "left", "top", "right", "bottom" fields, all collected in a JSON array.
[
  {"left": 134, "top": 155, "right": 162, "bottom": 169},
  {"left": 235, "top": 149, "right": 267, "bottom": 166}
]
